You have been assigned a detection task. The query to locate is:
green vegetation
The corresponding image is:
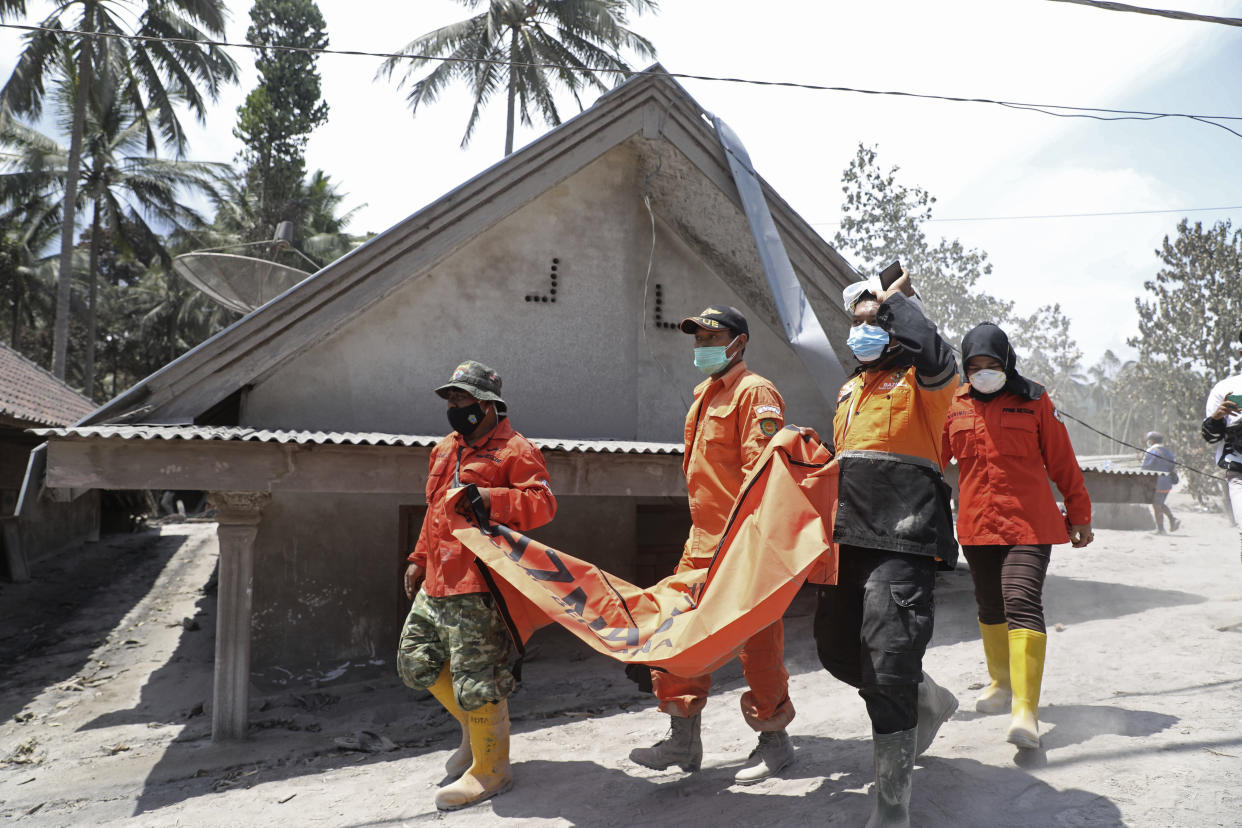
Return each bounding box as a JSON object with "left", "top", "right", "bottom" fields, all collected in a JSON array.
[{"left": 379, "top": 0, "right": 657, "bottom": 156}]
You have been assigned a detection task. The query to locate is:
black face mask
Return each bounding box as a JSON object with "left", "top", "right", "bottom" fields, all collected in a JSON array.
[{"left": 447, "top": 402, "right": 487, "bottom": 435}]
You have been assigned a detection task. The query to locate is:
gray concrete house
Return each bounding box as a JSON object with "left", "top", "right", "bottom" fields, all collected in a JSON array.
[
  {"left": 0, "top": 343, "right": 98, "bottom": 581},
  {"left": 32, "top": 69, "right": 863, "bottom": 739},
  {"left": 30, "top": 68, "right": 1153, "bottom": 740}
]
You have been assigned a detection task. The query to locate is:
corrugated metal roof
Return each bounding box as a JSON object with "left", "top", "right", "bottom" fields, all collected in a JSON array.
[
  {"left": 30, "top": 424, "right": 684, "bottom": 455},
  {"left": 0, "top": 343, "right": 95, "bottom": 427},
  {"left": 1079, "top": 464, "right": 1158, "bottom": 478}
]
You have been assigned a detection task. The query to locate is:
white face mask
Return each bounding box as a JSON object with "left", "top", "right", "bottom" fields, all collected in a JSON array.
[{"left": 970, "top": 369, "right": 1006, "bottom": 394}]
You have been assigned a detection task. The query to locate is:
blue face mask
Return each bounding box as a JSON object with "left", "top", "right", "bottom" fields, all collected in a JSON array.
[
  {"left": 847, "top": 323, "right": 890, "bottom": 362},
  {"left": 694, "top": 335, "right": 739, "bottom": 375}
]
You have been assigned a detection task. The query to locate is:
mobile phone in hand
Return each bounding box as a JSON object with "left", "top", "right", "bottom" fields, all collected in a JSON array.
[
  {"left": 1227, "top": 393, "right": 1242, "bottom": 407},
  {"left": 879, "top": 260, "right": 903, "bottom": 289}
]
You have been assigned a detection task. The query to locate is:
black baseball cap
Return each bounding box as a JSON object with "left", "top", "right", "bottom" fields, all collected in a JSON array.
[{"left": 679, "top": 305, "right": 749, "bottom": 337}]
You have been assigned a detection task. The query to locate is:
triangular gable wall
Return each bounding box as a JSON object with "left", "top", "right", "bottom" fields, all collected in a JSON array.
[
  {"left": 82, "top": 68, "right": 859, "bottom": 434},
  {"left": 239, "top": 141, "right": 831, "bottom": 441}
]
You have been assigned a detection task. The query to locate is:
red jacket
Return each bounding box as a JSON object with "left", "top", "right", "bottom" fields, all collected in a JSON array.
[
  {"left": 410, "top": 417, "right": 556, "bottom": 596},
  {"left": 941, "top": 386, "right": 1091, "bottom": 546}
]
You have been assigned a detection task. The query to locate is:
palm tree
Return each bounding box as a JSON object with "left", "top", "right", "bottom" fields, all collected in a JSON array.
[
  {"left": 0, "top": 0, "right": 237, "bottom": 380},
  {"left": 1, "top": 47, "right": 227, "bottom": 396},
  {"left": 0, "top": 201, "right": 58, "bottom": 352},
  {"left": 188, "top": 167, "right": 365, "bottom": 271},
  {"left": 378, "top": 0, "right": 657, "bottom": 156}
]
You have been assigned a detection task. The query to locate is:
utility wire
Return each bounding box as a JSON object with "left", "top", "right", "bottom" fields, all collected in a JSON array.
[
  {"left": 1057, "top": 408, "right": 1226, "bottom": 481},
  {"left": 812, "top": 204, "right": 1242, "bottom": 226},
  {"left": 3, "top": 21, "right": 1242, "bottom": 134},
  {"left": 1045, "top": 0, "right": 1242, "bottom": 28}
]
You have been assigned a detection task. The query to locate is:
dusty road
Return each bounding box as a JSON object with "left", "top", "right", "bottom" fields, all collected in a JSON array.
[{"left": 1, "top": 495, "right": 1240, "bottom": 827}]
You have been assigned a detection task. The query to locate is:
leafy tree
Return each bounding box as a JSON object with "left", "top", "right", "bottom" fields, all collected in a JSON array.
[
  {"left": 1128, "top": 218, "right": 1242, "bottom": 502},
  {"left": 0, "top": 179, "right": 58, "bottom": 354},
  {"left": 234, "top": 0, "right": 329, "bottom": 243},
  {"left": 379, "top": 0, "right": 658, "bottom": 156},
  {"left": 1008, "top": 303, "right": 1084, "bottom": 399},
  {"left": 0, "top": 0, "right": 237, "bottom": 380},
  {"left": 1, "top": 50, "right": 225, "bottom": 396},
  {"left": 833, "top": 144, "right": 1014, "bottom": 345},
  {"left": 298, "top": 170, "right": 367, "bottom": 267},
  {"left": 192, "top": 166, "right": 365, "bottom": 272}
]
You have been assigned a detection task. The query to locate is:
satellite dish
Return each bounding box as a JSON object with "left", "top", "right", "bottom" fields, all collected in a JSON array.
[{"left": 173, "top": 252, "right": 312, "bottom": 314}]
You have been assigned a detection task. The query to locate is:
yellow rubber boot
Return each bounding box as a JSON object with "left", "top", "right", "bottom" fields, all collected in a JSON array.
[
  {"left": 975, "top": 622, "right": 1012, "bottom": 715},
  {"left": 1007, "top": 628, "right": 1047, "bottom": 749},
  {"left": 434, "top": 699, "right": 513, "bottom": 811},
  {"left": 426, "top": 665, "right": 472, "bottom": 780}
]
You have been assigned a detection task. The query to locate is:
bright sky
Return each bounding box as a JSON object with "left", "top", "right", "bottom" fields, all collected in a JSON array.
[{"left": 4, "top": 0, "right": 1242, "bottom": 370}]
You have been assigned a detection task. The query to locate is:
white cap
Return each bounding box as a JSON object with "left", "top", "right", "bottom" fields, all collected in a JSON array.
[
  {"left": 843, "top": 277, "right": 928, "bottom": 317},
  {"left": 843, "top": 278, "right": 883, "bottom": 310}
]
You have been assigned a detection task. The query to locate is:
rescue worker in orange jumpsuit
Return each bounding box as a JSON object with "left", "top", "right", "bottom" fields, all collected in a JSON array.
[
  {"left": 629, "top": 304, "right": 797, "bottom": 784},
  {"left": 815, "top": 271, "right": 960, "bottom": 828},
  {"left": 941, "top": 322, "right": 1093, "bottom": 751},
  {"left": 397, "top": 360, "right": 557, "bottom": 812}
]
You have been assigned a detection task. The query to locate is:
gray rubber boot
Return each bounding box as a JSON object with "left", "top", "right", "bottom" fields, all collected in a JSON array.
[
  {"left": 915, "top": 671, "right": 958, "bottom": 756},
  {"left": 864, "top": 727, "right": 916, "bottom": 828},
  {"left": 629, "top": 714, "right": 702, "bottom": 772},
  {"left": 733, "top": 729, "right": 794, "bottom": 784}
]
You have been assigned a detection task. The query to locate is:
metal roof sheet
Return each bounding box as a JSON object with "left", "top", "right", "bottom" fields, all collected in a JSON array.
[
  {"left": 32, "top": 425, "right": 1159, "bottom": 473},
  {"left": 30, "top": 424, "right": 684, "bottom": 455}
]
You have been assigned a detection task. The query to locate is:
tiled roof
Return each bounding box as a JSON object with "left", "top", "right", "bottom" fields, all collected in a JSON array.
[
  {"left": 29, "top": 424, "right": 684, "bottom": 455},
  {"left": 0, "top": 344, "right": 95, "bottom": 427}
]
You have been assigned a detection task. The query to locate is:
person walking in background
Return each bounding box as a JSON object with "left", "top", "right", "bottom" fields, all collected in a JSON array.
[
  {"left": 1141, "top": 431, "right": 1180, "bottom": 534},
  {"left": 941, "top": 322, "right": 1093, "bottom": 752},
  {"left": 1202, "top": 331, "right": 1242, "bottom": 565}
]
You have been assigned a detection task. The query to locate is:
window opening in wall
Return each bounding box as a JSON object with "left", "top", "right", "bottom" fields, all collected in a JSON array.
[
  {"left": 524, "top": 258, "right": 560, "bottom": 303},
  {"left": 635, "top": 502, "right": 692, "bottom": 587}
]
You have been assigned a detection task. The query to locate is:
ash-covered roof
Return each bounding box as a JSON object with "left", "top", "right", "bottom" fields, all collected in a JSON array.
[
  {"left": 30, "top": 424, "right": 683, "bottom": 455},
  {"left": 0, "top": 343, "right": 94, "bottom": 428}
]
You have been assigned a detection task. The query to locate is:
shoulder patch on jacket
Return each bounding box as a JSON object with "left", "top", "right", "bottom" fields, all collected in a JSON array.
[
  {"left": 759, "top": 418, "right": 780, "bottom": 437},
  {"left": 756, "top": 404, "right": 782, "bottom": 417}
]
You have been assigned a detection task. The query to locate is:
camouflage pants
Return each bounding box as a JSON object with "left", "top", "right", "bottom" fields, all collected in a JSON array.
[{"left": 397, "top": 590, "right": 515, "bottom": 711}]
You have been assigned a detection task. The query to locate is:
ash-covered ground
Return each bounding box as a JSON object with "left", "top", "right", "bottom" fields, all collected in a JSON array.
[{"left": 2, "top": 492, "right": 1240, "bottom": 827}]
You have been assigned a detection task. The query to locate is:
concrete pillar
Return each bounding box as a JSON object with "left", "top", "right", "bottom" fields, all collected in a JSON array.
[{"left": 207, "top": 491, "right": 270, "bottom": 741}]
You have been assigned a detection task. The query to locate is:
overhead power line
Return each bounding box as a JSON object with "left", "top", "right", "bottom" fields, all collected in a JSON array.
[
  {"left": 1045, "top": 0, "right": 1242, "bottom": 28},
  {"left": 1056, "top": 408, "right": 1225, "bottom": 481},
  {"left": 812, "top": 204, "right": 1242, "bottom": 226},
  {"left": 2, "top": 20, "right": 1242, "bottom": 139}
]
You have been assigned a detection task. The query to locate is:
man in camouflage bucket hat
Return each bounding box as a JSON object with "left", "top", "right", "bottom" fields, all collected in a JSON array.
[{"left": 398, "top": 359, "right": 556, "bottom": 811}]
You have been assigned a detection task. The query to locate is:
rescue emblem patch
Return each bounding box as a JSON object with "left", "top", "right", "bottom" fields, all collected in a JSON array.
[
  {"left": 1052, "top": 407, "right": 1062, "bottom": 422},
  {"left": 452, "top": 363, "right": 469, "bottom": 380},
  {"left": 755, "top": 404, "right": 782, "bottom": 417},
  {"left": 760, "top": 418, "right": 780, "bottom": 437}
]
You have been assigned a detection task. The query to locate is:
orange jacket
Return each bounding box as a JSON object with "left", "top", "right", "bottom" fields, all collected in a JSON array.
[
  {"left": 832, "top": 293, "right": 960, "bottom": 565},
  {"left": 834, "top": 364, "right": 957, "bottom": 467},
  {"left": 941, "top": 386, "right": 1091, "bottom": 546},
  {"left": 680, "top": 361, "right": 786, "bottom": 568},
  {"left": 410, "top": 417, "right": 556, "bottom": 596}
]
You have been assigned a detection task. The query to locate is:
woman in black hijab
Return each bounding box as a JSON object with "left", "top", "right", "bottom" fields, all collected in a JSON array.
[{"left": 941, "top": 323, "right": 1094, "bottom": 750}]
